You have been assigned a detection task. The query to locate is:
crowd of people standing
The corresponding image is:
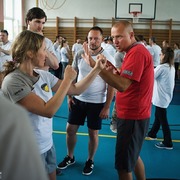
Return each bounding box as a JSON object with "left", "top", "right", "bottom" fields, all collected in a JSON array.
[{"left": 0, "top": 6, "right": 180, "bottom": 180}]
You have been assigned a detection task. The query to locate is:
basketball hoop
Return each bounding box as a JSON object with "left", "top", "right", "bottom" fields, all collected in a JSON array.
[{"left": 130, "top": 11, "right": 141, "bottom": 23}]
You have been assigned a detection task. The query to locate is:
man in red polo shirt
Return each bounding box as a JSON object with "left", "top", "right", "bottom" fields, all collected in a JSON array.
[{"left": 83, "top": 20, "right": 154, "bottom": 180}]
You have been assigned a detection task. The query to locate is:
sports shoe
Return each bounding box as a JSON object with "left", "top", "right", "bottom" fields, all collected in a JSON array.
[
  {"left": 56, "top": 168, "right": 62, "bottom": 175},
  {"left": 82, "top": 159, "right": 94, "bottom": 176},
  {"left": 110, "top": 120, "right": 117, "bottom": 133},
  {"left": 146, "top": 136, "right": 157, "bottom": 140},
  {"left": 57, "top": 155, "right": 75, "bottom": 169},
  {"left": 155, "top": 142, "right": 173, "bottom": 150}
]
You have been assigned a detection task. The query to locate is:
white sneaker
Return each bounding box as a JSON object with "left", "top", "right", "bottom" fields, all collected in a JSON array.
[{"left": 110, "top": 120, "right": 117, "bottom": 133}]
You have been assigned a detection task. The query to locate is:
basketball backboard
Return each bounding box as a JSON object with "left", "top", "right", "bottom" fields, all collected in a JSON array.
[{"left": 115, "top": 0, "right": 156, "bottom": 20}]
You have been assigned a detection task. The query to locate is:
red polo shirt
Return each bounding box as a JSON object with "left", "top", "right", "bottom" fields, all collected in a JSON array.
[{"left": 116, "top": 43, "right": 154, "bottom": 120}]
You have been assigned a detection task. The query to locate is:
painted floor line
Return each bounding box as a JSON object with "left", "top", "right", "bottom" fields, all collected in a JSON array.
[{"left": 53, "top": 130, "right": 180, "bottom": 142}]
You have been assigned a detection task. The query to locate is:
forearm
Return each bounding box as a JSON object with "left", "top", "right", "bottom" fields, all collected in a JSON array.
[
  {"left": 1, "top": 49, "right": 10, "bottom": 55},
  {"left": 87, "top": 56, "right": 127, "bottom": 92},
  {"left": 104, "top": 86, "right": 115, "bottom": 109},
  {"left": 99, "top": 69, "right": 132, "bottom": 92},
  {"left": 68, "top": 68, "right": 101, "bottom": 95},
  {"left": 45, "top": 50, "right": 59, "bottom": 70},
  {"left": 44, "top": 79, "right": 73, "bottom": 117},
  {"left": 18, "top": 79, "right": 73, "bottom": 118}
]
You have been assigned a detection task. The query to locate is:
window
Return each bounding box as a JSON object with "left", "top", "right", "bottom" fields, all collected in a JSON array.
[{"left": 4, "top": 0, "right": 22, "bottom": 41}]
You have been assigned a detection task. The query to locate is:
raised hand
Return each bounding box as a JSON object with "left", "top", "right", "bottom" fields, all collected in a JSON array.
[
  {"left": 82, "top": 42, "right": 119, "bottom": 74},
  {"left": 63, "top": 65, "right": 77, "bottom": 82},
  {"left": 81, "top": 42, "right": 95, "bottom": 67},
  {"left": 106, "top": 60, "right": 120, "bottom": 75},
  {"left": 95, "top": 54, "right": 107, "bottom": 70}
]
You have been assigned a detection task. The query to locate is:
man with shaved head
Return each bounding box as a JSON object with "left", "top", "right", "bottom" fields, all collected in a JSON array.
[{"left": 83, "top": 20, "right": 154, "bottom": 180}]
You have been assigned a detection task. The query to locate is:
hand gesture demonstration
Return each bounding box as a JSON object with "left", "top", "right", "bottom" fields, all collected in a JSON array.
[
  {"left": 81, "top": 42, "right": 96, "bottom": 67},
  {"left": 95, "top": 54, "right": 107, "bottom": 70},
  {"left": 82, "top": 42, "right": 119, "bottom": 74},
  {"left": 63, "top": 65, "right": 77, "bottom": 82}
]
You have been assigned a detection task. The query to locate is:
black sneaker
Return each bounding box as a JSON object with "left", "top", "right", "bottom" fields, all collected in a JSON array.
[
  {"left": 155, "top": 142, "right": 173, "bottom": 150},
  {"left": 56, "top": 168, "right": 62, "bottom": 176},
  {"left": 57, "top": 155, "right": 75, "bottom": 169},
  {"left": 82, "top": 159, "right": 94, "bottom": 176}
]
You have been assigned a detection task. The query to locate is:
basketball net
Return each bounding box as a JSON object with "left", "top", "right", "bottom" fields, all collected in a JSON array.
[{"left": 130, "top": 11, "right": 140, "bottom": 23}]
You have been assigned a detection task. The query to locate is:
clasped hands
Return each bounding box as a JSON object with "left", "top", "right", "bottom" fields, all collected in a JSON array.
[{"left": 82, "top": 42, "right": 119, "bottom": 74}]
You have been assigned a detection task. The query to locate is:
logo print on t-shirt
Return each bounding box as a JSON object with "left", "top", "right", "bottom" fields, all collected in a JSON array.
[
  {"left": 41, "top": 83, "right": 49, "bottom": 92},
  {"left": 122, "top": 70, "right": 133, "bottom": 76}
]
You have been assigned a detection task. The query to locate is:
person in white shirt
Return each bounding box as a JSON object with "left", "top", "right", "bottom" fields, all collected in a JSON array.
[
  {"left": 173, "top": 42, "right": 180, "bottom": 80},
  {"left": 53, "top": 35, "right": 63, "bottom": 79},
  {"left": 103, "top": 36, "right": 116, "bottom": 58},
  {"left": 72, "top": 39, "right": 83, "bottom": 58},
  {"left": 53, "top": 35, "right": 63, "bottom": 51},
  {"left": 0, "top": 30, "right": 12, "bottom": 63},
  {"left": 136, "top": 35, "right": 155, "bottom": 59},
  {"left": 0, "top": 30, "right": 13, "bottom": 87},
  {"left": 60, "top": 39, "right": 71, "bottom": 79},
  {"left": 147, "top": 47, "right": 175, "bottom": 150},
  {"left": 1, "top": 30, "right": 106, "bottom": 180},
  {"left": 162, "top": 40, "right": 169, "bottom": 48},
  {"left": 57, "top": 26, "right": 115, "bottom": 176},
  {"left": 110, "top": 51, "right": 125, "bottom": 133},
  {"left": 149, "top": 37, "right": 161, "bottom": 68},
  {"left": 25, "top": 7, "right": 59, "bottom": 71}
]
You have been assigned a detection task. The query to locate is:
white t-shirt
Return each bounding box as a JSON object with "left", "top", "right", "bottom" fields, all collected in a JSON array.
[
  {"left": 60, "top": 47, "right": 69, "bottom": 63},
  {"left": 72, "top": 43, "right": 83, "bottom": 55},
  {"left": 55, "top": 47, "right": 62, "bottom": 63},
  {"left": 103, "top": 44, "right": 116, "bottom": 58},
  {"left": 72, "top": 48, "right": 115, "bottom": 103},
  {"left": 174, "top": 49, "right": 180, "bottom": 63},
  {"left": 146, "top": 45, "right": 155, "bottom": 58},
  {"left": 151, "top": 44, "right": 161, "bottom": 67},
  {"left": 45, "top": 37, "right": 56, "bottom": 55},
  {"left": 114, "top": 51, "right": 124, "bottom": 68},
  {"left": 2, "top": 69, "right": 59, "bottom": 154},
  {"left": 152, "top": 63, "right": 175, "bottom": 108},
  {"left": 0, "top": 41, "right": 13, "bottom": 72}
]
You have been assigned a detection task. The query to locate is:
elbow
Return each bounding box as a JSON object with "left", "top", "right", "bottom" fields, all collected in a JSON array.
[
  {"left": 68, "top": 91, "right": 79, "bottom": 96},
  {"left": 44, "top": 111, "right": 55, "bottom": 118},
  {"left": 47, "top": 114, "right": 54, "bottom": 118},
  {"left": 52, "top": 64, "right": 59, "bottom": 70},
  {"left": 116, "top": 87, "right": 124, "bottom": 92},
  {"left": 115, "top": 80, "right": 132, "bottom": 92},
  {"left": 115, "top": 85, "right": 127, "bottom": 92}
]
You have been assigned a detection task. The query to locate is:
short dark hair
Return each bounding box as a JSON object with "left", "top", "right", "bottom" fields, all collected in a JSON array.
[
  {"left": 150, "top": 36, "right": 156, "bottom": 43},
  {"left": 88, "top": 26, "right": 103, "bottom": 35},
  {"left": 25, "top": 7, "right": 47, "bottom": 26},
  {"left": 0, "top": 30, "right": 8, "bottom": 36},
  {"left": 136, "top": 35, "right": 144, "bottom": 42}
]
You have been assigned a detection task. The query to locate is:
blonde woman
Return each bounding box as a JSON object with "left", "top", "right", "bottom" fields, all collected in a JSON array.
[{"left": 1, "top": 30, "right": 106, "bottom": 180}]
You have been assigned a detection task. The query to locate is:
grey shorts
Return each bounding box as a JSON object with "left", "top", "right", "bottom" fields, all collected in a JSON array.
[
  {"left": 41, "top": 145, "right": 57, "bottom": 174},
  {"left": 115, "top": 118, "right": 149, "bottom": 172}
]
